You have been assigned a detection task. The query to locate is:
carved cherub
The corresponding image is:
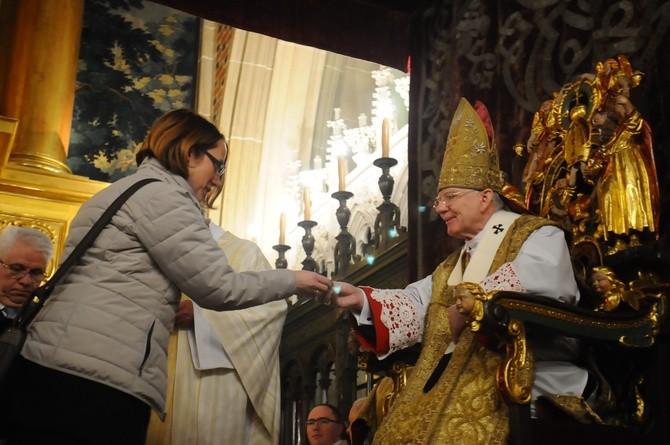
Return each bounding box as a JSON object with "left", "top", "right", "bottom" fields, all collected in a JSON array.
[
  {"left": 591, "top": 266, "right": 624, "bottom": 311},
  {"left": 591, "top": 266, "right": 649, "bottom": 312}
]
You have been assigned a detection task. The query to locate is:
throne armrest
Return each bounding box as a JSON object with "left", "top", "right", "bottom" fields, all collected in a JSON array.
[
  {"left": 481, "top": 290, "right": 665, "bottom": 347},
  {"left": 468, "top": 288, "right": 666, "bottom": 407}
]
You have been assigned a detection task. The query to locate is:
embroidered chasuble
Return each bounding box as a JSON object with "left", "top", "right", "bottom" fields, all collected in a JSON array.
[
  {"left": 362, "top": 215, "right": 551, "bottom": 444},
  {"left": 146, "top": 229, "right": 287, "bottom": 445}
]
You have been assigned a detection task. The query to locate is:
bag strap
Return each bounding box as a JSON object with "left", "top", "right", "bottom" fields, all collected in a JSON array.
[{"left": 13, "top": 178, "right": 160, "bottom": 327}]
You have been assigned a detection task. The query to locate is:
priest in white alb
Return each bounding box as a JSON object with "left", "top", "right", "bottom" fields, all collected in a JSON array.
[{"left": 147, "top": 222, "right": 287, "bottom": 444}]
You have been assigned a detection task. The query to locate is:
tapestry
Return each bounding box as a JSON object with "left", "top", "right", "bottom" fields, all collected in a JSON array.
[{"left": 67, "top": 0, "right": 198, "bottom": 182}]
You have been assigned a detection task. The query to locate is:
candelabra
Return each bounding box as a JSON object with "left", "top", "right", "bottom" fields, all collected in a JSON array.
[
  {"left": 272, "top": 244, "right": 291, "bottom": 269},
  {"left": 373, "top": 156, "right": 403, "bottom": 251},
  {"left": 298, "top": 220, "right": 318, "bottom": 272},
  {"left": 331, "top": 190, "right": 357, "bottom": 277}
]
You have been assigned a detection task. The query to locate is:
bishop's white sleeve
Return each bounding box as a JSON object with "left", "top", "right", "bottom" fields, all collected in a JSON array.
[
  {"left": 480, "top": 225, "right": 579, "bottom": 304},
  {"left": 511, "top": 225, "right": 579, "bottom": 303},
  {"left": 352, "top": 275, "right": 433, "bottom": 326},
  {"left": 350, "top": 276, "right": 433, "bottom": 358}
]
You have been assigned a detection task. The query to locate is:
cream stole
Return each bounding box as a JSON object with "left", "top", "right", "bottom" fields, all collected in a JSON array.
[{"left": 448, "top": 210, "right": 521, "bottom": 286}]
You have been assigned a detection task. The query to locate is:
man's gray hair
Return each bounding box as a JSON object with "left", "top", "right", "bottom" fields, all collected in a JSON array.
[{"left": 0, "top": 226, "right": 54, "bottom": 262}]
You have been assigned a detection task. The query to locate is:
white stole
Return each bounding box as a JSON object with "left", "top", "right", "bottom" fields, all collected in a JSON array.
[{"left": 448, "top": 210, "right": 521, "bottom": 285}]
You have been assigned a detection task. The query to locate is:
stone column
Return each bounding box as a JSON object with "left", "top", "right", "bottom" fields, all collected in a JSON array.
[{"left": 0, "top": 0, "right": 84, "bottom": 173}]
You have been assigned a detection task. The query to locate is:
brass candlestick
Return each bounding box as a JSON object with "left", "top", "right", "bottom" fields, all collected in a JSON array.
[
  {"left": 272, "top": 244, "right": 291, "bottom": 269},
  {"left": 298, "top": 220, "right": 318, "bottom": 272},
  {"left": 331, "top": 190, "right": 357, "bottom": 277},
  {"left": 373, "top": 157, "right": 402, "bottom": 251}
]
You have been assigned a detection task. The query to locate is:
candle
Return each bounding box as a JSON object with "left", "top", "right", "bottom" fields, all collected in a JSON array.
[
  {"left": 303, "top": 187, "right": 311, "bottom": 220},
  {"left": 338, "top": 156, "right": 346, "bottom": 191},
  {"left": 279, "top": 212, "right": 286, "bottom": 245},
  {"left": 381, "top": 118, "right": 390, "bottom": 157}
]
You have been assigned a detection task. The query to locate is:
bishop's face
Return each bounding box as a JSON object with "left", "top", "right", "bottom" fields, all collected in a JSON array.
[{"left": 433, "top": 188, "right": 490, "bottom": 240}]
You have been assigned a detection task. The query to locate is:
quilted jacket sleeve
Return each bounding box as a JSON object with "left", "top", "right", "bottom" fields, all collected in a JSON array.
[{"left": 126, "top": 182, "right": 296, "bottom": 310}]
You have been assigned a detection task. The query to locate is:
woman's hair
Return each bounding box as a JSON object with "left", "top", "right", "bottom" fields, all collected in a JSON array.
[
  {"left": 0, "top": 226, "right": 53, "bottom": 261},
  {"left": 135, "top": 109, "right": 224, "bottom": 178},
  {"left": 203, "top": 182, "right": 224, "bottom": 209}
]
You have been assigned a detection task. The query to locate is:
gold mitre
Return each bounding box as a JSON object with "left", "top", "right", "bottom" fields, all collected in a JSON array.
[{"left": 438, "top": 97, "right": 505, "bottom": 193}]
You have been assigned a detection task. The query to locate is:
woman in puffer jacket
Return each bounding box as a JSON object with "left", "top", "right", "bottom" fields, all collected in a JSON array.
[{"left": 6, "top": 109, "right": 332, "bottom": 445}]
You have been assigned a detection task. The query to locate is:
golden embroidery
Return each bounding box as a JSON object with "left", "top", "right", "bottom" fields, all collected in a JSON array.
[{"left": 372, "top": 215, "right": 552, "bottom": 444}]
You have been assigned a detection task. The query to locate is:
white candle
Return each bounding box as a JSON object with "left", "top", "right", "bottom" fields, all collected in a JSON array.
[
  {"left": 279, "top": 213, "right": 286, "bottom": 245},
  {"left": 303, "top": 187, "right": 311, "bottom": 220},
  {"left": 338, "top": 157, "right": 346, "bottom": 191},
  {"left": 381, "top": 118, "right": 390, "bottom": 157}
]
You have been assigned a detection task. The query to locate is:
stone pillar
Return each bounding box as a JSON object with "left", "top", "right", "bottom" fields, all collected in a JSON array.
[{"left": 0, "top": 0, "right": 84, "bottom": 173}]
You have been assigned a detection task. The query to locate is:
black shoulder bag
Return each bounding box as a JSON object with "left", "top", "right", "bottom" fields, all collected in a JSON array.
[{"left": 0, "top": 178, "right": 159, "bottom": 387}]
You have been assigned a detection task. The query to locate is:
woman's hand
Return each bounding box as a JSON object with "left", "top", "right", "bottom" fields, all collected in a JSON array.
[{"left": 294, "top": 270, "right": 333, "bottom": 300}]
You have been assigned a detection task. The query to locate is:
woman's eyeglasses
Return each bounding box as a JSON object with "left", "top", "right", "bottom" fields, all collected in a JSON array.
[{"left": 204, "top": 151, "right": 226, "bottom": 176}]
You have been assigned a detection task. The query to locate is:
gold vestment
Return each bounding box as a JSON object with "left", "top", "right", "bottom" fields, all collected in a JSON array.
[{"left": 373, "top": 215, "right": 550, "bottom": 444}]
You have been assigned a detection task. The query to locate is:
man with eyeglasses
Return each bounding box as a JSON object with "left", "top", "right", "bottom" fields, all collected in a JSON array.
[
  {"left": 306, "top": 404, "right": 348, "bottom": 445},
  {"left": 325, "top": 98, "right": 590, "bottom": 444},
  {"left": 0, "top": 226, "right": 53, "bottom": 443},
  {"left": 0, "top": 226, "right": 53, "bottom": 330}
]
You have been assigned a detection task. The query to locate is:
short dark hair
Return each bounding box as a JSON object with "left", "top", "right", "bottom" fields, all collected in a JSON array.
[
  {"left": 135, "top": 109, "right": 224, "bottom": 179},
  {"left": 317, "top": 403, "right": 343, "bottom": 423}
]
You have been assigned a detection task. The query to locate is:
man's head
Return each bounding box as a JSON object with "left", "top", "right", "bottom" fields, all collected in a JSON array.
[
  {"left": 306, "top": 403, "right": 345, "bottom": 445},
  {"left": 432, "top": 188, "right": 504, "bottom": 240},
  {"left": 433, "top": 98, "right": 521, "bottom": 239},
  {"left": 0, "top": 226, "right": 53, "bottom": 308}
]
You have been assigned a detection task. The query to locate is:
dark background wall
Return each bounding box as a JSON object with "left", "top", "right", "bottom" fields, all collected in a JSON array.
[{"left": 409, "top": 0, "right": 670, "bottom": 278}]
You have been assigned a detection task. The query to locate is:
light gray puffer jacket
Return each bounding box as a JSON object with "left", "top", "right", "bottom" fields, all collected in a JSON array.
[{"left": 21, "top": 158, "right": 296, "bottom": 415}]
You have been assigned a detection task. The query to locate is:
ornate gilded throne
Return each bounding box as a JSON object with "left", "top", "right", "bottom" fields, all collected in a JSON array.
[
  {"left": 469, "top": 55, "right": 668, "bottom": 444},
  {"left": 355, "top": 56, "right": 668, "bottom": 445}
]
